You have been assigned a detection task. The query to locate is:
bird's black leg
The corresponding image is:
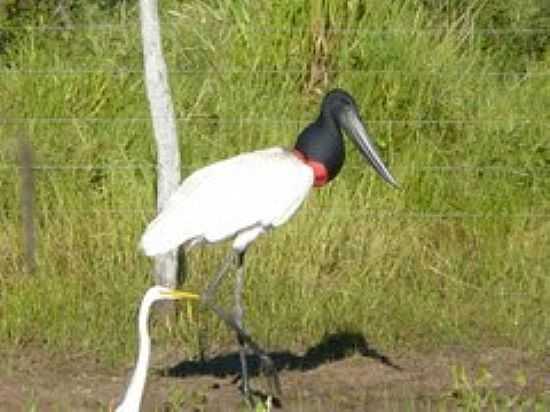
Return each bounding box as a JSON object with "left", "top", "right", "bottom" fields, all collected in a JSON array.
[
  {"left": 233, "top": 252, "right": 281, "bottom": 400},
  {"left": 201, "top": 251, "right": 235, "bottom": 305},
  {"left": 233, "top": 252, "right": 249, "bottom": 396},
  {"left": 200, "top": 250, "right": 281, "bottom": 400},
  {"left": 205, "top": 300, "right": 281, "bottom": 397},
  {"left": 198, "top": 251, "right": 234, "bottom": 361}
]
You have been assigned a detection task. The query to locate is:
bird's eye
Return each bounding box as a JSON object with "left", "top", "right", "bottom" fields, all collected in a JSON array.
[{"left": 341, "top": 97, "right": 352, "bottom": 107}]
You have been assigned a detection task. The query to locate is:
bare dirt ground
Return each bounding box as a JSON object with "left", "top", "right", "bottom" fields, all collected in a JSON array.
[{"left": 2, "top": 334, "right": 549, "bottom": 411}]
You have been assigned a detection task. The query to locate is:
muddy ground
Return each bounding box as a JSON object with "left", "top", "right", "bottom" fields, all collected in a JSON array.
[{"left": 2, "top": 334, "right": 549, "bottom": 411}]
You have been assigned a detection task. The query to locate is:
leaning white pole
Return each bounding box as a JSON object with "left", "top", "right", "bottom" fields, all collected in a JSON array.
[{"left": 139, "top": 0, "right": 181, "bottom": 287}]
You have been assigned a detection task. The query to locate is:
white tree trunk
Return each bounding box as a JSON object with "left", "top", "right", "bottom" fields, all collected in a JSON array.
[{"left": 139, "top": 0, "right": 181, "bottom": 287}]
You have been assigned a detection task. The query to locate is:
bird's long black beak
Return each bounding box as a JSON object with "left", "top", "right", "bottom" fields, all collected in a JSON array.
[{"left": 339, "top": 107, "right": 399, "bottom": 188}]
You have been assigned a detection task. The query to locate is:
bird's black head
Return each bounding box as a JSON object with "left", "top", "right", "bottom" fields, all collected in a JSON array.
[
  {"left": 294, "top": 88, "right": 398, "bottom": 188},
  {"left": 320, "top": 88, "right": 359, "bottom": 120}
]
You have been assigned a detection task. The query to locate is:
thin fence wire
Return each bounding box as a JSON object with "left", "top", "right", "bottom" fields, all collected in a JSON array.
[
  {"left": 1, "top": 117, "right": 548, "bottom": 125},
  {"left": 2, "top": 202, "right": 547, "bottom": 219},
  {"left": 6, "top": 207, "right": 549, "bottom": 220},
  {"left": 2, "top": 68, "right": 548, "bottom": 77},
  {"left": 1, "top": 164, "right": 549, "bottom": 174},
  {"left": 3, "top": 23, "right": 550, "bottom": 35}
]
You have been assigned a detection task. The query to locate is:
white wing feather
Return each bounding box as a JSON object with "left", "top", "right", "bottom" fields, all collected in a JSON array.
[{"left": 140, "top": 147, "right": 314, "bottom": 256}]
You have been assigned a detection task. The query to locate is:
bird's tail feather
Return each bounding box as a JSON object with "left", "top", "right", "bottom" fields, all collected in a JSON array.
[{"left": 139, "top": 212, "right": 190, "bottom": 256}]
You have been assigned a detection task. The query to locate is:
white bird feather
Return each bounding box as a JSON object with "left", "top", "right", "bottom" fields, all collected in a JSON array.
[{"left": 140, "top": 147, "right": 314, "bottom": 255}]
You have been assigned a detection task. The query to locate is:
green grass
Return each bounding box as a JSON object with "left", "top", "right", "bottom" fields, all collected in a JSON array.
[
  {"left": 441, "top": 365, "right": 550, "bottom": 411},
  {"left": 0, "top": 0, "right": 549, "bottom": 379}
]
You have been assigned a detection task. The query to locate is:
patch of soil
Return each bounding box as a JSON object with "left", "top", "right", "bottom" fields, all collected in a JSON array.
[{"left": 1, "top": 341, "right": 549, "bottom": 411}]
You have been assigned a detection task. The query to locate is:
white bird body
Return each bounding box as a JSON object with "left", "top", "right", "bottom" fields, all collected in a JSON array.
[
  {"left": 115, "top": 288, "right": 156, "bottom": 412},
  {"left": 115, "top": 286, "right": 198, "bottom": 412},
  {"left": 140, "top": 147, "right": 315, "bottom": 256}
]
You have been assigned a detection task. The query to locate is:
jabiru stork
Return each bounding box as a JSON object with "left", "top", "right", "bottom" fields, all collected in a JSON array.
[{"left": 140, "top": 88, "right": 398, "bottom": 400}]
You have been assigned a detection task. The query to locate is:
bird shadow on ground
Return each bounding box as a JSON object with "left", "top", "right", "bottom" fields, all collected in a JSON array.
[{"left": 162, "top": 330, "right": 401, "bottom": 380}]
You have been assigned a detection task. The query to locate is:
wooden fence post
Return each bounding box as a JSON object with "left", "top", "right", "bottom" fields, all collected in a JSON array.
[
  {"left": 138, "top": 0, "right": 182, "bottom": 288},
  {"left": 19, "top": 137, "right": 36, "bottom": 274}
]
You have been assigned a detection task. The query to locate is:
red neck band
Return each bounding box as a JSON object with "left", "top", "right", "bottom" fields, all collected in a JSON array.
[{"left": 292, "top": 149, "right": 329, "bottom": 187}]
